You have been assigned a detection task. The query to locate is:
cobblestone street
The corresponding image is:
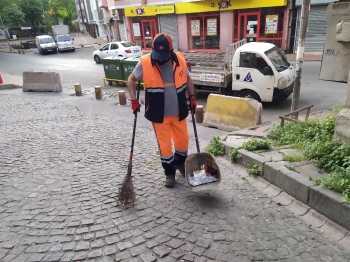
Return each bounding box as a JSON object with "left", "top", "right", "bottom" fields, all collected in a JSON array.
[{"left": 1, "top": 94, "right": 350, "bottom": 262}]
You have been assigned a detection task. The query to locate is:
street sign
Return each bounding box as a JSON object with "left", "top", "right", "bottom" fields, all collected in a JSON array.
[{"left": 21, "top": 27, "right": 31, "bottom": 30}]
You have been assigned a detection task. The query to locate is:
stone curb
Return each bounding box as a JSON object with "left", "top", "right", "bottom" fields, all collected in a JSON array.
[
  {"left": 222, "top": 142, "right": 350, "bottom": 231},
  {"left": 0, "top": 84, "right": 22, "bottom": 90}
]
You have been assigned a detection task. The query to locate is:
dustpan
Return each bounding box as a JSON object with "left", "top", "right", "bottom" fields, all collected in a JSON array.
[{"left": 185, "top": 109, "right": 221, "bottom": 192}]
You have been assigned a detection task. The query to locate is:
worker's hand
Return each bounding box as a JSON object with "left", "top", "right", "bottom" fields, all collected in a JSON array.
[
  {"left": 131, "top": 99, "right": 141, "bottom": 114},
  {"left": 189, "top": 95, "right": 197, "bottom": 110}
]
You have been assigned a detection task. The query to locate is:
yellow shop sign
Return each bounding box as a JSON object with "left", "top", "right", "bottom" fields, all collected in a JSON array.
[
  {"left": 125, "top": 5, "right": 174, "bottom": 17},
  {"left": 155, "top": 5, "right": 175, "bottom": 14},
  {"left": 175, "top": 0, "right": 287, "bottom": 14}
]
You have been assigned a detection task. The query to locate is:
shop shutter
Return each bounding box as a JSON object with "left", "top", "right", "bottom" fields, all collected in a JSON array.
[
  {"left": 294, "top": 5, "right": 327, "bottom": 52},
  {"left": 159, "top": 14, "right": 178, "bottom": 51}
]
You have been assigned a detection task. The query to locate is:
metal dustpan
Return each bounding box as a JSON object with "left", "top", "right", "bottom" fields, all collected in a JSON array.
[{"left": 185, "top": 109, "right": 221, "bottom": 192}]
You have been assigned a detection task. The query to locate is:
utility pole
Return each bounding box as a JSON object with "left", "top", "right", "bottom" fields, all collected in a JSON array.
[
  {"left": 291, "top": 0, "right": 311, "bottom": 111},
  {"left": 0, "top": 14, "right": 12, "bottom": 53}
]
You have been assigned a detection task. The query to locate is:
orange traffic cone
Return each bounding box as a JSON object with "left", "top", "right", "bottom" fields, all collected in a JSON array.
[{"left": 0, "top": 74, "right": 3, "bottom": 84}]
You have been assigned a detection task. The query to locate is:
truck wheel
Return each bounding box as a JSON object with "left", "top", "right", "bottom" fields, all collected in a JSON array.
[
  {"left": 108, "top": 81, "right": 113, "bottom": 86},
  {"left": 239, "top": 90, "right": 261, "bottom": 102}
]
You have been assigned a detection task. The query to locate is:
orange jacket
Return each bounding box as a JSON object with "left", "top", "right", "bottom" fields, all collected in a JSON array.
[{"left": 140, "top": 52, "right": 189, "bottom": 123}]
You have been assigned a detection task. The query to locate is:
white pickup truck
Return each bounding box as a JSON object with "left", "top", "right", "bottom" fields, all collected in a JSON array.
[
  {"left": 52, "top": 25, "right": 75, "bottom": 53},
  {"left": 184, "top": 40, "right": 295, "bottom": 103}
]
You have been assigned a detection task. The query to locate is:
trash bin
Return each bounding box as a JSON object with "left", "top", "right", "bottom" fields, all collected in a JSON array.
[
  {"left": 101, "top": 56, "right": 125, "bottom": 80},
  {"left": 121, "top": 57, "right": 140, "bottom": 80}
]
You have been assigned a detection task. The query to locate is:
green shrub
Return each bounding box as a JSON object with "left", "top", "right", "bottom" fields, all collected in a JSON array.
[
  {"left": 206, "top": 136, "right": 225, "bottom": 156},
  {"left": 229, "top": 147, "right": 241, "bottom": 162},
  {"left": 245, "top": 161, "right": 262, "bottom": 177}
]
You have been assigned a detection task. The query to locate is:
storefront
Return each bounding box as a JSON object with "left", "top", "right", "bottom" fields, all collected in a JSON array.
[
  {"left": 293, "top": 0, "right": 331, "bottom": 52},
  {"left": 124, "top": 5, "right": 177, "bottom": 50},
  {"left": 175, "top": 0, "right": 288, "bottom": 51}
]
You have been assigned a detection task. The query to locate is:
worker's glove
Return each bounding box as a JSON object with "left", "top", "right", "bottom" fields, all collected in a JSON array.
[
  {"left": 131, "top": 99, "right": 141, "bottom": 114},
  {"left": 189, "top": 95, "right": 197, "bottom": 110}
]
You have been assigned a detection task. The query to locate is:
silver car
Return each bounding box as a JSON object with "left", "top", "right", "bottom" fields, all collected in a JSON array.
[{"left": 93, "top": 41, "right": 143, "bottom": 64}]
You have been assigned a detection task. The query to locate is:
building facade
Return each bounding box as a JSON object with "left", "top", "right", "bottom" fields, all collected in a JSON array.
[{"left": 97, "top": 0, "right": 293, "bottom": 52}]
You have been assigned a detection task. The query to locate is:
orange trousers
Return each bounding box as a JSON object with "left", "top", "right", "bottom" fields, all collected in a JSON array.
[{"left": 152, "top": 116, "right": 189, "bottom": 175}]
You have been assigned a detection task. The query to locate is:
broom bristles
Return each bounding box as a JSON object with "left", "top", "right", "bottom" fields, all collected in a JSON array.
[{"left": 117, "top": 166, "right": 136, "bottom": 206}]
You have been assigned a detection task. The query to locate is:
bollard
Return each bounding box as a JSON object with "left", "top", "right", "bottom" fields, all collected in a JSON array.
[
  {"left": 74, "top": 83, "right": 82, "bottom": 96},
  {"left": 22, "top": 50, "right": 25, "bottom": 54},
  {"left": 18, "top": 50, "right": 21, "bottom": 54},
  {"left": 118, "top": 90, "right": 126, "bottom": 105},
  {"left": 195, "top": 105, "right": 204, "bottom": 123},
  {"left": 95, "top": 86, "right": 102, "bottom": 100}
]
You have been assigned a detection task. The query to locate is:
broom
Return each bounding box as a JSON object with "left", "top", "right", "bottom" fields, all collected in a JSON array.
[{"left": 117, "top": 80, "right": 141, "bottom": 206}]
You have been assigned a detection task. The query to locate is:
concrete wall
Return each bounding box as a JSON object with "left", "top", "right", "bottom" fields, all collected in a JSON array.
[
  {"left": 334, "top": 71, "right": 350, "bottom": 143},
  {"left": 319, "top": 2, "right": 350, "bottom": 82},
  {"left": 220, "top": 11, "right": 233, "bottom": 52}
]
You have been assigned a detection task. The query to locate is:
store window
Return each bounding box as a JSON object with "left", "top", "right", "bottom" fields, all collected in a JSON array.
[
  {"left": 259, "top": 7, "right": 285, "bottom": 48},
  {"left": 232, "top": 7, "right": 285, "bottom": 49},
  {"left": 188, "top": 13, "right": 220, "bottom": 50},
  {"left": 129, "top": 17, "right": 158, "bottom": 49}
]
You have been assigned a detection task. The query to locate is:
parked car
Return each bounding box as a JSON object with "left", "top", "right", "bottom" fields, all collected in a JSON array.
[
  {"left": 35, "top": 35, "right": 57, "bottom": 55},
  {"left": 93, "top": 41, "right": 143, "bottom": 64},
  {"left": 55, "top": 34, "right": 75, "bottom": 53}
]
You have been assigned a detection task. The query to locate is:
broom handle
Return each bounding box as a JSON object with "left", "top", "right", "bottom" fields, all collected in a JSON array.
[
  {"left": 190, "top": 108, "right": 200, "bottom": 153},
  {"left": 129, "top": 81, "right": 141, "bottom": 164}
]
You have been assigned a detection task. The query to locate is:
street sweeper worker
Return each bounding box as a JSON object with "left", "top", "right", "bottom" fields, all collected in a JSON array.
[{"left": 127, "top": 33, "right": 197, "bottom": 188}]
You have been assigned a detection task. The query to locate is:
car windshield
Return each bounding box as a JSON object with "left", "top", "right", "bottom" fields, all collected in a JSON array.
[
  {"left": 264, "top": 46, "right": 290, "bottom": 72},
  {"left": 39, "top": 38, "right": 54, "bottom": 44},
  {"left": 57, "top": 35, "right": 71, "bottom": 41},
  {"left": 120, "top": 42, "right": 136, "bottom": 48}
]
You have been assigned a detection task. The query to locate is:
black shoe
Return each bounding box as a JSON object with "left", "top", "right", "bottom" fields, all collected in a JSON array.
[
  {"left": 165, "top": 175, "right": 175, "bottom": 188},
  {"left": 175, "top": 164, "right": 185, "bottom": 177}
]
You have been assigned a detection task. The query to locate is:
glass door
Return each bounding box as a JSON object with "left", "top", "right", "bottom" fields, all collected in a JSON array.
[
  {"left": 238, "top": 12, "right": 260, "bottom": 43},
  {"left": 141, "top": 20, "right": 157, "bottom": 49}
]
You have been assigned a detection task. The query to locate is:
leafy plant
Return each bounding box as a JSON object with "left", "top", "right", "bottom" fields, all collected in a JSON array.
[
  {"left": 229, "top": 147, "right": 241, "bottom": 162},
  {"left": 245, "top": 161, "right": 262, "bottom": 177},
  {"left": 242, "top": 138, "right": 271, "bottom": 151},
  {"left": 206, "top": 136, "right": 225, "bottom": 156},
  {"left": 315, "top": 167, "right": 350, "bottom": 202}
]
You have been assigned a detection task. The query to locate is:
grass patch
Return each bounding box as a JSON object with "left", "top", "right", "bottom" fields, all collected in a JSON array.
[
  {"left": 282, "top": 154, "right": 306, "bottom": 162},
  {"left": 242, "top": 138, "right": 271, "bottom": 151},
  {"left": 267, "top": 115, "right": 350, "bottom": 202},
  {"left": 284, "top": 165, "right": 299, "bottom": 173}
]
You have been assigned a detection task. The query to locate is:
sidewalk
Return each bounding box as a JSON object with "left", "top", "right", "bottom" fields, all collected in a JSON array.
[{"left": 220, "top": 109, "right": 350, "bottom": 232}]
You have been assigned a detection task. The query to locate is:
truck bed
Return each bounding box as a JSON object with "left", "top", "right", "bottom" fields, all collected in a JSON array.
[{"left": 182, "top": 39, "right": 247, "bottom": 93}]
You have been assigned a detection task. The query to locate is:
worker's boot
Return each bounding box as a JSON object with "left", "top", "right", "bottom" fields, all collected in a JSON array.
[{"left": 165, "top": 175, "right": 175, "bottom": 188}]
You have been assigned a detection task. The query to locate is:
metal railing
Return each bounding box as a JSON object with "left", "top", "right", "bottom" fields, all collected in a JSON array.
[{"left": 225, "top": 38, "right": 247, "bottom": 73}]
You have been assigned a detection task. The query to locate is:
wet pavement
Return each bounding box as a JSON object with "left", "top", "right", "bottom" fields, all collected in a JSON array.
[{"left": 1, "top": 93, "right": 350, "bottom": 262}]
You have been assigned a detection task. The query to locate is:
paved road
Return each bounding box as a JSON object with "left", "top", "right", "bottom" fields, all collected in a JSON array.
[
  {"left": 0, "top": 49, "right": 347, "bottom": 124},
  {"left": 1, "top": 93, "right": 350, "bottom": 262}
]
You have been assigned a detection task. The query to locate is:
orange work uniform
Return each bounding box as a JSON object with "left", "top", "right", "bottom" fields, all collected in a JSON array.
[{"left": 140, "top": 52, "right": 189, "bottom": 175}]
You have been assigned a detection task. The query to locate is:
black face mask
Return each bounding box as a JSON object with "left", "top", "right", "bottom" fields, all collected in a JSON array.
[{"left": 157, "top": 56, "right": 171, "bottom": 65}]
